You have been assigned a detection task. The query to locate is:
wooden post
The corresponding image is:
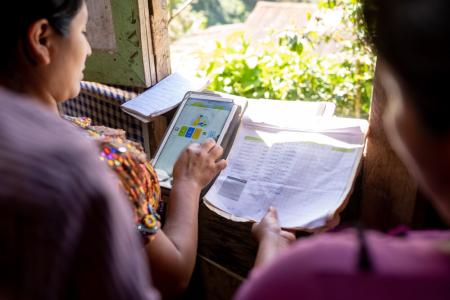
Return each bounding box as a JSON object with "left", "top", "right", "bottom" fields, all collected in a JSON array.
[
  {"left": 150, "top": 0, "right": 172, "bottom": 81},
  {"left": 141, "top": 0, "right": 172, "bottom": 154},
  {"left": 361, "top": 61, "right": 418, "bottom": 230}
]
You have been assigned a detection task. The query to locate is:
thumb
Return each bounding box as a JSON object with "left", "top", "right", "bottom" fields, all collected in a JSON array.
[
  {"left": 267, "top": 206, "right": 279, "bottom": 222},
  {"left": 280, "top": 230, "right": 296, "bottom": 242}
]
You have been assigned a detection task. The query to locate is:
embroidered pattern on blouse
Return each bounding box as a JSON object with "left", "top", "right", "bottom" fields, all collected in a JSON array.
[{"left": 64, "top": 115, "right": 162, "bottom": 242}]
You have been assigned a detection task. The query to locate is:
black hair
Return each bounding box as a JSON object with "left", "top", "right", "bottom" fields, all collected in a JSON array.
[
  {"left": 0, "top": 0, "right": 83, "bottom": 71},
  {"left": 362, "top": 0, "right": 450, "bottom": 135}
]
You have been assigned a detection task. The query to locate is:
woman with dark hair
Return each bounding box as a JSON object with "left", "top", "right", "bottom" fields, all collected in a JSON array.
[
  {"left": 0, "top": 1, "right": 226, "bottom": 298},
  {"left": 0, "top": 1, "right": 160, "bottom": 299},
  {"left": 0, "top": 0, "right": 89, "bottom": 106},
  {"left": 234, "top": 0, "right": 450, "bottom": 299}
]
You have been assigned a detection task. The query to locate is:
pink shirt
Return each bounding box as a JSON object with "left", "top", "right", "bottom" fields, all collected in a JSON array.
[{"left": 235, "top": 229, "right": 450, "bottom": 300}]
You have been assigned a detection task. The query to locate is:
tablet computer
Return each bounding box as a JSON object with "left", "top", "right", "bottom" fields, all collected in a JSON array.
[{"left": 152, "top": 92, "right": 238, "bottom": 189}]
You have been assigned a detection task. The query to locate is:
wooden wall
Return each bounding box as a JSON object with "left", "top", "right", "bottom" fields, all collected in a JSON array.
[
  {"left": 360, "top": 63, "right": 418, "bottom": 230},
  {"left": 84, "top": 0, "right": 171, "bottom": 87},
  {"left": 149, "top": 0, "right": 172, "bottom": 82}
]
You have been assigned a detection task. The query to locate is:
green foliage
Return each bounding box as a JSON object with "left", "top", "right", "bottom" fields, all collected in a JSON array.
[
  {"left": 198, "top": 0, "right": 375, "bottom": 117},
  {"left": 168, "top": 0, "right": 308, "bottom": 41},
  {"left": 168, "top": 0, "right": 207, "bottom": 41},
  {"left": 190, "top": 0, "right": 306, "bottom": 27},
  {"left": 191, "top": 0, "right": 254, "bottom": 26}
]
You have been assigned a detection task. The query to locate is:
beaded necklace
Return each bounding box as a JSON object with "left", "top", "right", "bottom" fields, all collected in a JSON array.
[{"left": 64, "top": 116, "right": 162, "bottom": 243}]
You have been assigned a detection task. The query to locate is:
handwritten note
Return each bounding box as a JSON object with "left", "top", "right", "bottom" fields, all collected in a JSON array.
[{"left": 121, "top": 72, "right": 208, "bottom": 120}]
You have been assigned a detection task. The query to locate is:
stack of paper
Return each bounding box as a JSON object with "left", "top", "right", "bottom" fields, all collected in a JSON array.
[
  {"left": 121, "top": 72, "right": 208, "bottom": 122},
  {"left": 204, "top": 99, "right": 367, "bottom": 230}
]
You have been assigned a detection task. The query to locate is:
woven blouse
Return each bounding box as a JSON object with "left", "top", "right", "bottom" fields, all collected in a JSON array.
[{"left": 64, "top": 116, "right": 162, "bottom": 243}]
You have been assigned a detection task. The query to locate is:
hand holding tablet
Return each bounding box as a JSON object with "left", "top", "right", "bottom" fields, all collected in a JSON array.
[
  {"left": 153, "top": 92, "right": 239, "bottom": 189},
  {"left": 172, "top": 139, "right": 227, "bottom": 190}
]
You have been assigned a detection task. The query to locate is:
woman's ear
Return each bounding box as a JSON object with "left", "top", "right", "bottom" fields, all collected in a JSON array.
[{"left": 25, "top": 19, "right": 54, "bottom": 66}]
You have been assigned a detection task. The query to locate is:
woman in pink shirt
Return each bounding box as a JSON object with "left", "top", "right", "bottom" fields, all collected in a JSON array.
[{"left": 236, "top": 0, "right": 450, "bottom": 299}]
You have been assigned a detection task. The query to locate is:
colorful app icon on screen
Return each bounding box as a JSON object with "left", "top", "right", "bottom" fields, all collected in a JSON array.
[
  {"left": 192, "top": 128, "right": 202, "bottom": 139},
  {"left": 185, "top": 127, "right": 195, "bottom": 138},
  {"left": 192, "top": 114, "right": 209, "bottom": 128},
  {"left": 178, "top": 126, "right": 188, "bottom": 137}
]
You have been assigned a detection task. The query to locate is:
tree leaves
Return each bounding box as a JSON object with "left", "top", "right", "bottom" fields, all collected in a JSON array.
[{"left": 198, "top": 0, "right": 375, "bottom": 118}]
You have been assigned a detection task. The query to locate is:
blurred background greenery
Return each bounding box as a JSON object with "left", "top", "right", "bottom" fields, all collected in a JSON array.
[
  {"left": 169, "top": 0, "right": 311, "bottom": 40},
  {"left": 168, "top": 0, "right": 375, "bottom": 118}
]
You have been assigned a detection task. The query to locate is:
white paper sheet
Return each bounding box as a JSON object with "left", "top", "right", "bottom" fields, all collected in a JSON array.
[
  {"left": 121, "top": 72, "right": 208, "bottom": 120},
  {"left": 204, "top": 115, "right": 366, "bottom": 229},
  {"left": 243, "top": 99, "right": 335, "bottom": 127}
]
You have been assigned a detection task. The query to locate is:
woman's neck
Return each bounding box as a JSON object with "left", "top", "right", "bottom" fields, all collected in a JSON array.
[{"left": 0, "top": 74, "right": 59, "bottom": 115}]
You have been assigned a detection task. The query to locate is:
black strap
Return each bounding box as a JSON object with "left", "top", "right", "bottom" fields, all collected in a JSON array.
[{"left": 356, "top": 223, "right": 374, "bottom": 273}]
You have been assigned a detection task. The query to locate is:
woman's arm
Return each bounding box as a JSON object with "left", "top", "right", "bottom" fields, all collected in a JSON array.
[{"left": 145, "top": 139, "right": 226, "bottom": 298}]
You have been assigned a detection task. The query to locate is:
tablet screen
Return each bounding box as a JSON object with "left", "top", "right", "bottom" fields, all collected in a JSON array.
[{"left": 154, "top": 97, "right": 234, "bottom": 177}]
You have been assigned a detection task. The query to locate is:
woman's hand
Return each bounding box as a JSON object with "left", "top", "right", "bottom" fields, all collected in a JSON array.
[
  {"left": 252, "top": 207, "right": 296, "bottom": 245},
  {"left": 172, "top": 138, "right": 227, "bottom": 190},
  {"left": 252, "top": 207, "right": 296, "bottom": 267}
]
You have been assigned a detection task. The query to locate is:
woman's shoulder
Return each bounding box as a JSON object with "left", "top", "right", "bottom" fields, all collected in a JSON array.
[
  {"left": 63, "top": 115, "right": 147, "bottom": 162},
  {"left": 255, "top": 229, "right": 450, "bottom": 277},
  {"left": 236, "top": 229, "right": 450, "bottom": 300},
  {"left": 63, "top": 115, "right": 162, "bottom": 242},
  {"left": 236, "top": 230, "right": 450, "bottom": 300}
]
